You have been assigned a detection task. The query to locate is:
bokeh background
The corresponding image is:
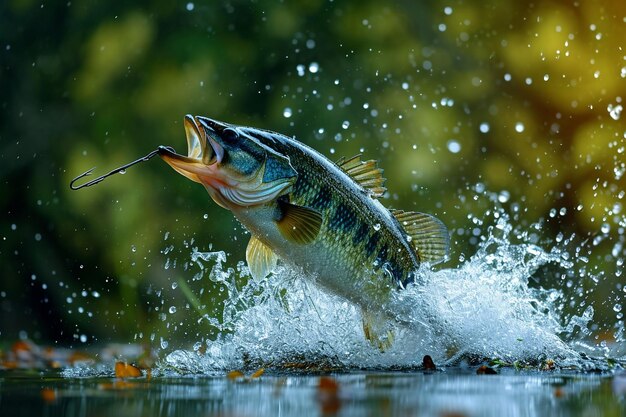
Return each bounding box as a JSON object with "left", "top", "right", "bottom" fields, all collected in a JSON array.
[{"left": 1, "top": 0, "right": 624, "bottom": 351}]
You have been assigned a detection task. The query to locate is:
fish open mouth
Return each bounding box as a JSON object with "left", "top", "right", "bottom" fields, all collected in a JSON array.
[{"left": 158, "top": 115, "right": 221, "bottom": 184}]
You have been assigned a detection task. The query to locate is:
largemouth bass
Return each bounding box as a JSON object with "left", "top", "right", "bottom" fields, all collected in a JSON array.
[{"left": 159, "top": 115, "right": 449, "bottom": 350}]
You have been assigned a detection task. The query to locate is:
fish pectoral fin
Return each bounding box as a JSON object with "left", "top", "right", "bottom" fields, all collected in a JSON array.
[
  {"left": 246, "top": 235, "right": 278, "bottom": 281},
  {"left": 336, "top": 154, "right": 387, "bottom": 198},
  {"left": 361, "top": 309, "right": 395, "bottom": 352},
  {"left": 276, "top": 201, "right": 322, "bottom": 244},
  {"left": 391, "top": 210, "right": 450, "bottom": 264}
]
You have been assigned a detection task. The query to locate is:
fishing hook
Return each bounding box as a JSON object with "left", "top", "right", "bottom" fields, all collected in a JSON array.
[{"left": 69, "top": 146, "right": 175, "bottom": 190}]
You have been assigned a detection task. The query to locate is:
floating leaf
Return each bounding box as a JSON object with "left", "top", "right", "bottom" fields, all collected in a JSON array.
[
  {"left": 115, "top": 361, "right": 142, "bottom": 378},
  {"left": 227, "top": 370, "right": 244, "bottom": 380}
]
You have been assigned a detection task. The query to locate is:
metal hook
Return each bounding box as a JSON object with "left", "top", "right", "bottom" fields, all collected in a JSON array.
[{"left": 69, "top": 147, "right": 175, "bottom": 190}]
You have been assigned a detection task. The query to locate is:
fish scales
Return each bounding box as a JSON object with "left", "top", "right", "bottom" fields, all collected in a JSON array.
[{"left": 249, "top": 130, "right": 420, "bottom": 301}]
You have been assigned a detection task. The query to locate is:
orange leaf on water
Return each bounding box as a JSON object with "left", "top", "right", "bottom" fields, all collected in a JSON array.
[
  {"left": 69, "top": 351, "right": 93, "bottom": 365},
  {"left": 251, "top": 368, "right": 265, "bottom": 379},
  {"left": 11, "top": 340, "right": 33, "bottom": 354},
  {"left": 227, "top": 370, "right": 244, "bottom": 380},
  {"left": 115, "top": 361, "right": 142, "bottom": 378}
]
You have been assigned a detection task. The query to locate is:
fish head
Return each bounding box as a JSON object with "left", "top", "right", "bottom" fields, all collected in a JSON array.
[{"left": 159, "top": 115, "right": 297, "bottom": 209}]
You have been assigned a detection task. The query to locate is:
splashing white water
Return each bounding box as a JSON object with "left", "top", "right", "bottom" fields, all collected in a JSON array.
[{"left": 161, "top": 214, "right": 606, "bottom": 373}]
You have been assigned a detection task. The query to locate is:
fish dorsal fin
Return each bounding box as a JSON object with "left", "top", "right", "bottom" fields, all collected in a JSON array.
[
  {"left": 391, "top": 210, "right": 449, "bottom": 264},
  {"left": 276, "top": 201, "right": 322, "bottom": 244},
  {"left": 337, "top": 154, "right": 387, "bottom": 198},
  {"left": 246, "top": 235, "right": 278, "bottom": 281}
]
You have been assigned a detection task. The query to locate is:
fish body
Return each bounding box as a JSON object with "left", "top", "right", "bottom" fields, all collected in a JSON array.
[{"left": 159, "top": 115, "right": 449, "bottom": 349}]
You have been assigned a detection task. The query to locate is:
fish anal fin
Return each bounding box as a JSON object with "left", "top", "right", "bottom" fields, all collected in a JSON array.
[
  {"left": 337, "top": 154, "right": 387, "bottom": 198},
  {"left": 246, "top": 235, "right": 278, "bottom": 281},
  {"left": 391, "top": 210, "right": 450, "bottom": 264},
  {"left": 361, "top": 309, "right": 395, "bottom": 352},
  {"left": 276, "top": 201, "right": 322, "bottom": 244}
]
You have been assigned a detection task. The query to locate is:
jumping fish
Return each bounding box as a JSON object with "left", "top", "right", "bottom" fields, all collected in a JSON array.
[{"left": 158, "top": 115, "right": 450, "bottom": 350}]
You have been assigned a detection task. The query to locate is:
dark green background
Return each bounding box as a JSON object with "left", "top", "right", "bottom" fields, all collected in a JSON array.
[{"left": 1, "top": 0, "right": 624, "bottom": 351}]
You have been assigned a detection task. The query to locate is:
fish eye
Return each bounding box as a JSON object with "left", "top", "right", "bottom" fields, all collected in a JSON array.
[{"left": 221, "top": 128, "right": 239, "bottom": 143}]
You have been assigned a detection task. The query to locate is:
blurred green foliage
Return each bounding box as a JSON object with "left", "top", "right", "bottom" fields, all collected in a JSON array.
[{"left": 1, "top": 0, "right": 624, "bottom": 348}]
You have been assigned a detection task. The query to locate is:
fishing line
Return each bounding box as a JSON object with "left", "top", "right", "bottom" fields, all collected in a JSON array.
[{"left": 69, "top": 146, "right": 175, "bottom": 190}]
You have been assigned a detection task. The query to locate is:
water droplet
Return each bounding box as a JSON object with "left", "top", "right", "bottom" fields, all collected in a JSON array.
[
  {"left": 608, "top": 103, "right": 623, "bottom": 120},
  {"left": 614, "top": 304, "right": 623, "bottom": 312},
  {"left": 186, "top": 2, "right": 194, "bottom": 11},
  {"left": 444, "top": 6, "right": 453, "bottom": 15},
  {"left": 80, "top": 334, "right": 87, "bottom": 343},
  {"left": 306, "top": 39, "right": 316, "bottom": 49},
  {"left": 447, "top": 140, "right": 461, "bottom": 154},
  {"left": 341, "top": 121, "right": 350, "bottom": 129},
  {"left": 160, "top": 337, "right": 169, "bottom": 349},
  {"left": 503, "top": 73, "right": 512, "bottom": 82},
  {"left": 34, "top": 233, "right": 42, "bottom": 241},
  {"left": 283, "top": 107, "right": 292, "bottom": 118},
  {"left": 296, "top": 64, "right": 305, "bottom": 76},
  {"left": 498, "top": 191, "right": 511, "bottom": 203},
  {"left": 479, "top": 123, "right": 490, "bottom": 133},
  {"left": 515, "top": 122, "right": 525, "bottom": 133},
  {"left": 119, "top": 169, "right": 126, "bottom": 175},
  {"left": 440, "top": 97, "right": 454, "bottom": 107},
  {"left": 193, "top": 341, "right": 203, "bottom": 351},
  {"left": 171, "top": 282, "right": 178, "bottom": 290},
  {"left": 621, "top": 67, "right": 626, "bottom": 78},
  {"left": 169, "top": 306, "right": 177, "bottom": 314},
  {"left": 373, "top": 223, "right": 381, "bottom": 231},
  {"left": 308, "top": 62, "right": 319, "bottom": 73},
  {"left": 10, "top": 224, "right": 16, "bottom": 230},
  {"left": 203, "top": 213, "right": 209, "bottom": 219},
  {"left": 131, "top": 245, "right": 137, "bottom": 253}
]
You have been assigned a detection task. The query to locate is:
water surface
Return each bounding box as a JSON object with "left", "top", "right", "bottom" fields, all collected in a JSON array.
[{"left": 1, "top": 368, "right": 624, "bottom": 417}]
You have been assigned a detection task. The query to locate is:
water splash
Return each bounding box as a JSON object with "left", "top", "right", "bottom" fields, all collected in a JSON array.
[{"left": 161, "top": 211, "right": 621, "bottom": 373}]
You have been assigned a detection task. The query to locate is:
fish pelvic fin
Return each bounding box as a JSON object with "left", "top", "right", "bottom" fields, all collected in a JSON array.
[
  {"left": 361, "top": 309, "right": 395, "bottom": 352},
  {"left": 276, "top": 201, "right": 322, "bottom": 244},
  {"left": 246, "top": 235, "right": 278, "bottom": 281},
  {"left": 336, "top": 154, "right": 387, "bottom": 198},
  {"left": 391, "top": 210, "right": 450, "bottom": 264}
]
